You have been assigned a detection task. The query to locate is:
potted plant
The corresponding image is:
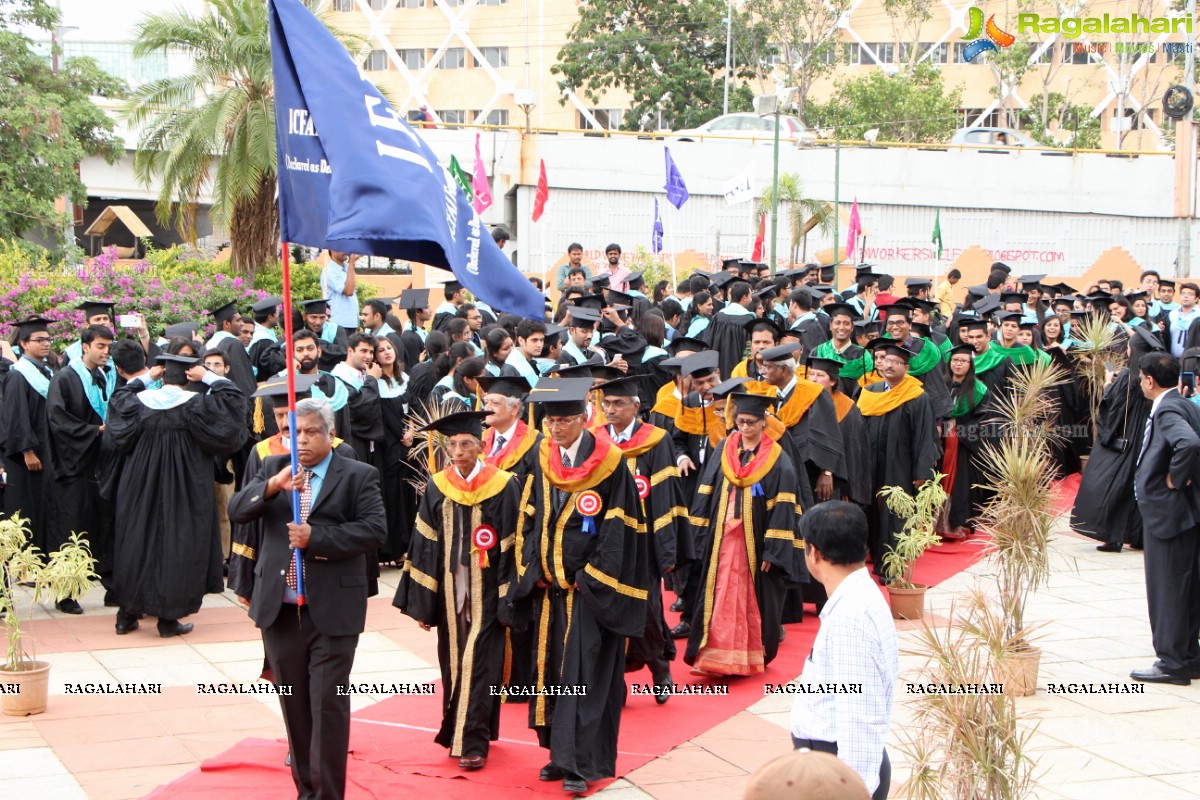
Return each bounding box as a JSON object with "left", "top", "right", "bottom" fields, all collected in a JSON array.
[
  {"left": 900, "top": 589, "right": 1041, "bottom": 800},
  {"left": 878, "top": 476, "right": 948, "bottom": 620},
  {"left": 977, "top": 360, "right": 1062, "bottom": 696},
  {"left": 1071, "top": 311, "right": 1125, "bottom": 454},
  {"left": 1, "top": 515, "right": 98, "bottom": 716}
]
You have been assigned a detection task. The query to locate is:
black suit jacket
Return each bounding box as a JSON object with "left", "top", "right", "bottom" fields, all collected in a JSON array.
[
  {"left": 228, "top": 451, "right": 387, "bottom": 636},
  {"left": 1135, "top": 390, "right": 1200, "bottom": 539}
]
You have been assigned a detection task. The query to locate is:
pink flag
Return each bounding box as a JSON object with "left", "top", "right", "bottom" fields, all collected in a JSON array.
[
  {"left": 846, "top": 198, "right": 862, "bottom": 259},
  {"left": 472, "top": 133, "right": 492, "bottom": 214}
]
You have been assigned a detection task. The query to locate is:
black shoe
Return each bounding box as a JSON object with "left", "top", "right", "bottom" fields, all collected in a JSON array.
[
  {"left": 157, "top": 620, "right": 194, "bottom": 638},
  {"left": 539, "top": 762, "right": 566, "bottom": 781},
  {"left": 115, "top": 613, "right": 139, "bottom": 635},
  {"left": 1130, "top": 666, "right": 1190, "bottom": 685},
  {"left": 562, "top": 776, "right": 588, "bottom": 794},
  {"left": 55, "top": 598, "right": 83, "bottom": 615},
  {"left": 670, "top": 621, "right": 691, "bottom": 639},
  {"left": 654, "top": 682, "right": 670, "bottom": 705},
  {"left": 670, "top": 598, "right": 685, "bottom": 613},
  {"left": 1096, "top": 543, "right": 1123, "bottom": 552}
]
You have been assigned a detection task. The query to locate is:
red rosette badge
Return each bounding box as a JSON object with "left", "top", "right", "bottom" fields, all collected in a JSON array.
[
  {"left": 473, "top": 524, "right": 497, "bottom": 567},
  {"left": 575, "top": 490, "right": 603, "bottom": 534},
  {"left": 634, "top": 474, "right": 650, "bottom": 500}
]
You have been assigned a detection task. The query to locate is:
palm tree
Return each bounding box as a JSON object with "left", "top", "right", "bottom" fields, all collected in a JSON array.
[
  {"left": 758, "top": 172, "right": 834, "bottom": 266},
  {"left": 123, "top": 0, "right": 281, "bottom": 276}
]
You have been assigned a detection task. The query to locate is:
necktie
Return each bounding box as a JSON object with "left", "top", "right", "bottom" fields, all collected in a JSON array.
[
  {"left": 553, "top": 452, "right": 571, "bottom": 514},
  {"left": 286, "top": 469, "right": 314, "bottom": 592},
  {"left": 562, "top": 452, "right": 572, "bottom": 469},
  {"left": 1140, "top": 415, "right": 1154, "bottom": 462},
  {"left": 492, "top": 434, "right": 507, "bottom": 456}
]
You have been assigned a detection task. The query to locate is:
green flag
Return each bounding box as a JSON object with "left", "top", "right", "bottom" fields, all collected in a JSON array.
[
  {"left": 449, "top": 155, "right": 473, "bottom": 202},
  {"left": 932, "top": 209, "right": 943, "bottom": 259}
]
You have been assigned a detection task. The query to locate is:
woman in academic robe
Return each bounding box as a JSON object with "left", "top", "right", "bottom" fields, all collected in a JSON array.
[
  {"left": 1071, "top": 327, "right": 1162, "bottom": 552},
  {"left": 433, "top": 356, "right": 484, "bottom": 413},
  {"left": 939, "top": 345, "right": 991, "bottom": 539},
  {"left": 374, "top": 337, "right": 418, "bottom": 566}
]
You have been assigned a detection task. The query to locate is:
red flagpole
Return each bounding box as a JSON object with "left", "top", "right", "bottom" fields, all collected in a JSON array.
[{"left": 281, "top": 241, "right": 305, "bottom": 606}]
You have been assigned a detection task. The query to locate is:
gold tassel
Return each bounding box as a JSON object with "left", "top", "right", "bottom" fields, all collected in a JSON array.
[{"left": 253, "top": 397, "right": 265, "bottom": 435}]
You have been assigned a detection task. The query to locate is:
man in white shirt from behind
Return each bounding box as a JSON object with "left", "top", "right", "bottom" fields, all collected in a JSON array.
[{"left": 790, "top": 501, "right": 898, "bottom": 800}]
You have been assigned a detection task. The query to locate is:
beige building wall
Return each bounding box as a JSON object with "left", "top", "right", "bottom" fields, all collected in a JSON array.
[{"left": 326, "top": 0, "right": 1190, "bottom": 150}]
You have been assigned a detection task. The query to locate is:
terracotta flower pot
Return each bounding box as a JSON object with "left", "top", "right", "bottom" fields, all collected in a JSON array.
[
  {"left": 998, "top": 646, "right": 1041, "bottom": 697},
  {"left": 887, "top": 584, "right": 928, "bottom": 620},
  {"left": 0, "top": 661, "right": 51, "bottom": 716}
]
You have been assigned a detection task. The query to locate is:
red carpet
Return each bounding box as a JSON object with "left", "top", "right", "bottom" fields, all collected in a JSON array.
[{"left": 146, "top": 539, "right": 987, "bottom": 800}]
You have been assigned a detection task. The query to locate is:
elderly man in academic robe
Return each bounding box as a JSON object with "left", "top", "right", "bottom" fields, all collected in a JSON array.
[
  {"left": 511, "top": 378, "right": 650, "bottom": 795},
  {"left": 395, "top": 410, "right": 521, "bottom": 770}
]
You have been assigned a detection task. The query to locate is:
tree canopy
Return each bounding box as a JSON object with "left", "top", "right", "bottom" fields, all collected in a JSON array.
[
  {"left": 808, "top": 63, "right": 963, "bottom": 143},
  {"left": 0, "top": 0, "right": 124, "bottom": 246}
]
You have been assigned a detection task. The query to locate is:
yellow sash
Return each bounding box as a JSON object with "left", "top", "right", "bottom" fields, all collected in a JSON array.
[
  {"left": 856, "top": 374, "right": 924, "bottom": 417},
  {"left": 774, "top": 379, "right": 824, "bottom": 428},
  {"left": 432, "top": 463, "right": 514, "bottom": 506}
]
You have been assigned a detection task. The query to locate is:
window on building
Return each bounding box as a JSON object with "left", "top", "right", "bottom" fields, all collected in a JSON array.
[
  {"left": 438, "top": 47, "right": 465, "bottom": 69},
  {"left": 475, "top": 109, "right": 510, "bottom": 125},
  {"left": 1061, "top": 43, "right": 1092, "bottom": 64},
  {"left": 921, "top": 42, "right": 948, "bottom": 64},
  {"left": 443, "top": 0, "right": 464, "bottom": 5},
  {"left": 369, "top": 0, "right": 388, "bottom": 9},
  {"left": 479, "top": 0, "right": 509, "bottom": 5},
  {"left": 363, "top": 50, "right": 388, "bottom": 71},
  {"left": 579, "top": 109, "right": 624, "bottom": 130},
  {"left": 958, "top": 108, "right": 1000, "bottom": 128},
  {"left": 438, "top": 109, "right": 467, "bottom": 125},
  {"left": 765, "top": 44, "right": 785, "bottom": 66},
  {"left": 953, "top": 42, "right": 975, "bottom": 63},
  {"left": 897, "top": 42, "right": 915, "bottom": 64},
  {"left": 398, "top": 48, "right": 426, "bottom": 69},
  {"left": 333, "top": 0, "right": 355, "bottom": 10},
  {"left": 841, "top": 42, "right": 862, "bottom": 65},
  {"left": 480, "top": 46, "right": 508, "bottom": 68},
  {"left": 1030, "top": 44, "right": 1053, "bottom": 64},
  {"left": 398, "top": 0, "right": 424, "bottom": 7},
  {"left": 866, "top": 42, "right": 894, "bottom": 63}
]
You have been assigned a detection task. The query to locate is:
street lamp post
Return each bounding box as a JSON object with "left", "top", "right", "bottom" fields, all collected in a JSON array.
[
  {"left": 722, "top": 0, "right": 732, "bottom": 116},
  {"left": 770, "top": 104, "right": 781, "bottom": 272}
]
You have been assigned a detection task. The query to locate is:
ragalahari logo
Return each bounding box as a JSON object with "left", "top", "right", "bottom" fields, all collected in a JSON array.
[{"left": 961, "top": 7, "right": 1016, "bottom": 62}]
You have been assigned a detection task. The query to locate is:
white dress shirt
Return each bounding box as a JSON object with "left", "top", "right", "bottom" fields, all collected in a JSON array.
[
  {"left": 791, "top": 567, "right": 898, "bottom": 794},
  {"left": 610, "top": 419, "right": 637, "bottom": 443},
  {"left": 560, "top": 435, "right": 585, "bottom": 467}
]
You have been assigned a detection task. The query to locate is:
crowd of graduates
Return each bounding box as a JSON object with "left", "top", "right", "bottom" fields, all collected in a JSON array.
[{"left": 0, "top": 249, "right": 1185, "bottom": 795}]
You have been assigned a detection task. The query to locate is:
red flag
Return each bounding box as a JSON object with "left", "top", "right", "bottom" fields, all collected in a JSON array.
[
  {"left": 846, "top": 197, "right": 862, "bottom": 259},
  {"left": 751, "top": 212, "right": 766, "bottom": 261},
  {"left": 532, "top": 159, "right": 548, "bottom": 222}
]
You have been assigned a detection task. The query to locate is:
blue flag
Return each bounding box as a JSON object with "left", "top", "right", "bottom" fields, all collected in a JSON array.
[
  {"left": 652, "top": 199, "right": 663, "bottom": 254},
  {"left": 269, "top": 0, "right": 544, "bottom": 320},
  {"left": 663, "top": 146, "right": 689, "bottom": 209}
]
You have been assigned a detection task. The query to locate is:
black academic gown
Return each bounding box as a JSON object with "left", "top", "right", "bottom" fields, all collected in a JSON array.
[
  {"left": 316, "top": 327, "right": 350, "bottom": 373},
  {"left": 2, "top": 360, "right": 55, "bottom": 551},
  {"left": 378, "top": 379, "right": 418, "bottom": 563},
  {"left": 1071, "top": 370, "right": 1150, "bottom": 548},
  {"left": 511, "top": 434, "right": 650, "bottom": 783},
  {"left": 683, "top": 436, "right": 803, "bottom": 669},
  {"left": 394, "top": 465, "right": 520, "bottom": 759},
  {"left": 700, "top": 310, "right": 752, "bottom": 380},
  {"left": 831, "top": 393, "right": 872, "bottom": 505},
  {"left": 399, "top": 325, "right": 427, "bottom": 372},
  {"left": 248, "top": 338, "right": 286, "bottom": 382},
  {"left": 942, "top": 383, "right": 992, "bottom": 531},
  {"left": 46, "top": 366, "right": 115, "bottom": 576},
  {"left": 106, "top": 378, "right": 247, "bottom": 619},
  {"left": 860, "top": 382, "right": 938, "bottom": 577}
]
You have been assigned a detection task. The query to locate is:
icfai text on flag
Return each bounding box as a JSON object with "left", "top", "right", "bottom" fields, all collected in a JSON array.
[{"left": 269, "top": 0, "right": 544, "bottom": 320}]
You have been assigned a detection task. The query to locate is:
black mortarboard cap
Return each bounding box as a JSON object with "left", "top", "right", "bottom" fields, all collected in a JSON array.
[
  {"left": 948, "top": 344, "right": 976, "bottom": 358},
  {"left": 877, "top": 302, "right": 912, "bottom": 320},
  {"left": 571, "top": 294, "right": 606, "bottom": 312},
  {"left": 398, "top": 288, "right": 431, "bottom": 310},
  {"left": 855, "top": 263, "right": 876, "bottom": 274},
  {"left": 164, "top": 321, "right": 199, "bottom": 339},
  {"left": 590, "top": 272, "right": 612, "bottom": 288},
  {"left": 906, "top": 298, "right": 938, "bottom": 314},
  {"left": 680, "top": 349, "right": 720, "bottom": 377},
  {"left": 972, "top": 295, "right": 1002, "bottom": 315},
  {"left": 866, "top": 338, "right": 917, "bottom": 363},
  {"left": 605, "top": 289, "right": 635, "bottom": 307},
  {"left": 566, "top": 306, "right": 601, "bottom": 326},
  {"left": 1131, "top": 325, "right": 1165, "bottom": 352},
  {"left": 730, "top": 392, "right": 773, "bottom": 418},
  {"left": 711, "top": 376, "right": 751, "bottom": 398},
  {"left": 417, "top": 410, "right": 490, "bottom": 439},
  {"left": 911, "top": 322, "right": 932, "bottom": 338},
  {"left": 744, "top": 317, "right": 783, "bottom": 340},
  {"left": 210, "top": 300, "right": 240, "bottom": 324},
  {"left": 625, "top": 270, "right": 645, "bottom": 287},
  {"left": 1051, "top": 295, "right": 1075, "bottom": 307},
  {"left": 549, "top": 362, "right": 596, "bottom": 379},
  {"left": 300, "top": 298, "right": 329, "bottom": 314},
  {"left": 1126, "top": 290, "right": 1149, "bottom": 303},
  {"left": 544, "top": 323, "right": 567, "bottom": 340},
  {"left": 708, "top": 271, "right": 737, "bottom": 289},
  {"left": 668, "top": 337, "right": 709, "bottom": 355},
  {"left": 155, "top": 353, "right": 200, "bottom": 366},
  {"left": 1019, "top": 274, "right": 1047, "bottom": 287},
  {"left": 440, "top": 279, "right": 464, "bottom": 294},
  {"left": 1159, "top": 279, "right": 1176, "bottom": 288},
  {"left": 1048, "top": 282, "right": 1077, "bottom": 296},
  {"left": 596, "top": 376, "right": 643, "bottom": 397},
  {"left": 904, "top": 278, "right": 932, "bottom": 288},
  {"left": 853, "top": 319, "right": 881, "bottom": 332},
  {"left": 956, "top": 317, "right": 988, "bottom": 332},
  {"left": 752, "top": 285, "right": 778, "bottom": 301},
  {"left": 805, "top": 357, "right": 843, "bottom": 378},
  {"left": 76, "top": 299, "right": 115, "bottom": 318},
  {"left": 16, "top": 316, "right": 50, "bottom": 339},
  {"left": 476, "top": 374, "right": 531, "bottom": 398},
  {"left": 818, "top": 265, "right": 837, "bottom": 283},
  {"left": 761, "top": 342, "right": 803, "bottom": 362},
  {"left": 823, "top": 303, "right": 858, "bottom": 321},
  {"left": 253, "top": 373, "right": 320, "bottom": 398},
  {"left": 1018, "top": 319, "right": 1039, "bottom": 330},
  {"left": 1069, "top": 310, "right": 1091, "bottom": 320},
  {"left": 527, "top": 377, "right": 593, "bottom": 416},
  {"left": 964, "top": 284, "right": 989, "bottom": 298},
  {"left": 251, "top": 296, "right": 282, "bottom": 313},
  {"left": 999, "top": 292, "right": 1028, "bottom": 305},
  {"left": 994, "top": 311, "right": 1024, "bottom": 324}
]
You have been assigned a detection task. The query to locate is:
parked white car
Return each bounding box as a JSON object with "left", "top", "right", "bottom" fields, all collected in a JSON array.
[
  {"left": 948, "top": 127, "right": 1039, "bottom": 148},
  {"left": 668, "top": 113, "right": 818, "bottom": 145}
]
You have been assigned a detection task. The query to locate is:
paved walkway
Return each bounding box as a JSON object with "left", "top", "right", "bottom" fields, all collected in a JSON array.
[{"left": 2, "top": 520, "right": 1198, "bottom": 799}]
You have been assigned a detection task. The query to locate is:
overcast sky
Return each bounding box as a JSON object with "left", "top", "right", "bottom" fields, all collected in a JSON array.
[{"left": 34, "top": 0, "right": 208, "bottom": 40}]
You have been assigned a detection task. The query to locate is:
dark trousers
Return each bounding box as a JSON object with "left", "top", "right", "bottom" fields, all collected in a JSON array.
[
  {"left": 1144, "top": 526, "right": 1200, "bottom": 676},
  {"left": 262, "top": 605, "right": 359, "bottom": 800},
  {"left": 792, "top": 737, "right": 890, "bottom": 800}
]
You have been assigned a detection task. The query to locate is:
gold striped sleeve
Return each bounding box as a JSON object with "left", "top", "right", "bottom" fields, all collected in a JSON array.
[
  {"left": 500, "top": 533, "right": 516, "bottom": 552},
  {"left": 765, "top": 528, "right": 795, "bottom": 541},
  {"left": 603, "top": 507, "right": 643, "bottom": 532},
  {"left": 653, "top": 506, "right": 687, "bottom": 532},
  {"left": 697, "top": 483, "right": 714, "bottom": 495},
  {"left": 406, "top": 564, "right": 439, "bottom": 592},
  {"left": 649, "top": 466, "right": 678, "bottom": 486},
  {"left": 793, "top": 538, "right": 806, "bottom": 549},
  {"left": 498, "top": 581, "right": 511, "bottom": 596},
  {"left": 689, "top": 515, "right": 710, "bottom": 529},
  {"left": 766, "top": 492, "right": 797, "bottom": 511},
  {"left": 415, "top": 516, "right": 438, "bottom": 542},
  {"left": 584, "top": 564, "right": 648, "bottom": 600},
  {"left": 230, "top": 542, "right": 256, "bottom": 560}
]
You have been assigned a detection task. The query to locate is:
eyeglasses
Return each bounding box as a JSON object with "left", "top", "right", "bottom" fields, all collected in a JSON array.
[
  {"left": 600, "top": 399, "right": 635, "bottom": 409},
  {"left": 27, "top": 337, "right": 51, "bottom": 343},
  {"left": 734, "top": 417, "right": 764, "bottom": 427},
  {"left": 544, "top": 416, "right": 582, "bottom": 428},
  {"left": 880, "top": 357, "right": 907, "bottom": 366}
]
